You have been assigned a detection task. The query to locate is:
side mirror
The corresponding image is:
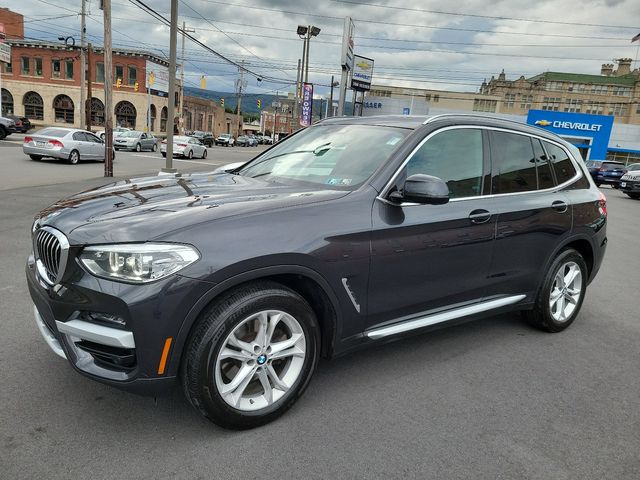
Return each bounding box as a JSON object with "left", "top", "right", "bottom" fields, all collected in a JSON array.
[{"left": 389, "top": 174, "right": 450, "bottom": 205}]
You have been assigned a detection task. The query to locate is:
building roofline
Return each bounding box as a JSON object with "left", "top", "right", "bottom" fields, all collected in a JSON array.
[{"left": 5, "top": 39, "right": 169, "bottom": 66}]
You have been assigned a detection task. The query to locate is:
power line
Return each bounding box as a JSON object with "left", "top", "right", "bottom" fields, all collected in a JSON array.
[{"left": 333, "top": 0, "right": 640, "bottom": 30}]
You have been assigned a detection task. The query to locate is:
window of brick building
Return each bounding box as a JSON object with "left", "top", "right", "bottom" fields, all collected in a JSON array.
[
  {"left": 21, "top": 57, "right": 30, "bottom": 75},
  {"left": 34, "top": 58, "right": 43, "bottom": 77},
  {"left": 115, "top": 65, "right": 124, "bottom": 84},
  {"left": 65, "top": 60, "right": 74, "bottom": 79},
  {"left": 564, "top": 99, "right": 582, "bottom": 113},
  {"left": 520, "top": 95, "right": 533, "bottom": 109},
  {"left": 541, "top": 97, "right": 562, "bottom": 111},
  {"left": 504, "top": 93, "right": 516, "bottom": 108},
  {"left": 128, "top": 66, "right": 137, "bottom": 86},
  {"left": 96, "top": 62, "right": 104, "bottom": 83},
  {"left": 54, "top": 94, "right": 74, "bottom": 123},
  {"left": 23, "top": 91, "right": 44, "bottom": 120},
  {"left": 52, "top": 59, "right": 61, "bottom": 78}
]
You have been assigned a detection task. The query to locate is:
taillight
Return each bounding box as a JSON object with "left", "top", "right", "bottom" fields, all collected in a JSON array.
[
  {"left": 597, "top": 191, "right": 607, "bottom": 217},
  {"left": 161, "top": 140, "right": 167, "bottom": 144},
  {"left": 598, "top": 167, "right": 605, "bottom": 171},
  {"left": 177, "top": 143, "right": 187, "bottom": 147},
  {"left": 15, "top": 120, "right": 22, "bottom": 126},
  {"left": 48, "top": 139, "right": 64, "bottom": 148},
  {"left": 24, "top": 136, "right": 33, "bottom": 144}
]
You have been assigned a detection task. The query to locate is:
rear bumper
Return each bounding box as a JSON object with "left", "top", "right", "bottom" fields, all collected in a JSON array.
[{"left": 23, "top": 144, "right": 68, "bottom": 160}]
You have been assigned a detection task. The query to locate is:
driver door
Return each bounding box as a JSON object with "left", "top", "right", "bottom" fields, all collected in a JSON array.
[{"left": 367, "top": 127, "right": 497, "bottom": 330}]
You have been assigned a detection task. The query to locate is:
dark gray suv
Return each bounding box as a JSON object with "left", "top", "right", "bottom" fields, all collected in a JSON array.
[{"left": 26, "top": 114, "right": 607, "bottom": 429}]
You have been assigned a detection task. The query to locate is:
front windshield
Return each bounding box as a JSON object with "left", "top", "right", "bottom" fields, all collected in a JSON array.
[
  {"left": 237, "top": 124, "right": 410, "bottom": 188},
  {"left": 120, "top": 131, "right": 139, "bottom": 138}
]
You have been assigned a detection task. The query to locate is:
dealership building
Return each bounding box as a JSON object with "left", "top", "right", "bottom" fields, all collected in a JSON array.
[{"left": 365, "top": 58, "right": 640, "bottom": 164}]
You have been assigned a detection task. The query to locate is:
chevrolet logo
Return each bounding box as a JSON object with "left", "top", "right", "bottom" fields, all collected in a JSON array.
[
  {"left": 535, "top": 120, "right": 552, "bottom": 127},
  {"left": 356, "top": 61, "right": 371, "bottom": 70}
]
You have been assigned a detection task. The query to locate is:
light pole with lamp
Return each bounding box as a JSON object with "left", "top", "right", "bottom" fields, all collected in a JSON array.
[{"left": 295, "top": 25, "right": 320, "bottom": 125}]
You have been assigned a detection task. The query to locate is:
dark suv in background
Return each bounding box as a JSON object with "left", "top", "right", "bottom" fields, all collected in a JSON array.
[
  {"left": 586, "top": 160, "right": 627, "bottom": 187},
  {"left": 27, "top": 114, "right": 607, "bottom": 429}
]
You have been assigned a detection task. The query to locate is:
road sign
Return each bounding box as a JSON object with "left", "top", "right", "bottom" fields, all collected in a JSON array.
[{"left": 351, "top": 55, "right": 374, "bottom": 91}]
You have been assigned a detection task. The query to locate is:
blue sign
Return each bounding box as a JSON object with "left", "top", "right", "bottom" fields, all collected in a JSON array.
[
  {"left": 403, "top": 107, "right": 410, "bottom": 115},
  {"left": 527, "top": 110, "right": 614, "bottom": 160},
  {"left": 300, "top": 83, "right": 313, "bottom": 127}
]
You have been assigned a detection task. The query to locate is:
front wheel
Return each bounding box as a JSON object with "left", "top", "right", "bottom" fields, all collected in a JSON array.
[
  {"left": 523, "top": 248, "right": 587, "bottom": 332},
  {"left": 181, "top": 281, "right": 320, "bottom": 430},
  {"left": 188, "top": 149, "right": 193, "bottom": 159},
  {"left": 135, "top": 143, "right": 142, "bottom": 152},
  {"left": 202, "top": 148, "right": 208, "bottom": 159}
]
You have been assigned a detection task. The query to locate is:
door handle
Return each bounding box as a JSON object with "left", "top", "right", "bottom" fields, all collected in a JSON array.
[
  {"left": 468, "top": 209, "right": 492, "bottom": 224},
  {"left": 551, "top": 200, "right": 568, "bottom": 213}
]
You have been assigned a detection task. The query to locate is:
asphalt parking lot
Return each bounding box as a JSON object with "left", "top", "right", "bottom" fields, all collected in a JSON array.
[{"left": 1, "top": 139, "right": 639, "bottom": 479}]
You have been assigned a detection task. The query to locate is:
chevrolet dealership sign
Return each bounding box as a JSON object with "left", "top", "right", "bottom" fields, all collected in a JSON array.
[
  {"left": 527, "top": 110, "right": 614, "bottom": 160},
  {"left": 534, "top": 119, "right": 603, "bottom": 132}
]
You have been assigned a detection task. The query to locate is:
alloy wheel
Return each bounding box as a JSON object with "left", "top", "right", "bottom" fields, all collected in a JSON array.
[
  {"left": 549, "top": 261, "right": 583, "bottom": 322},
  {"left": 214, "top": 310, "right": 306, "bottom": 411}
]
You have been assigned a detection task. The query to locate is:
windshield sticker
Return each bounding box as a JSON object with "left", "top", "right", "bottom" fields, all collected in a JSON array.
[
  {"left": 327, "top": 178, "right": 353, "bottom": 186},
  {"left": 386, "top": 137, "right": 402, "bottom": 146}
]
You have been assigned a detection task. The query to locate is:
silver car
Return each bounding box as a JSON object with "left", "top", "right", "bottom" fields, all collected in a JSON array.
[
  {"left": 160, "top": 135, "right": 208, "bottom": 159},
  {"left": 114, "top": 130, "right": 158, "bottom": 152},
  {"left": 23, "top": 127, "right": 114, "bottom": 164}
]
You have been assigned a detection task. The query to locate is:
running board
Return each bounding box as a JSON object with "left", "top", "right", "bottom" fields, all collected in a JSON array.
[{"left": 365, "top": 295, "right": 526, "bottom": 340}]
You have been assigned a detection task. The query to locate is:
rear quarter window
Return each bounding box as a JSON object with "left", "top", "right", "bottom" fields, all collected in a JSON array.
[{"left": 543, "top": 142, "right": 577, "bottom": 184}]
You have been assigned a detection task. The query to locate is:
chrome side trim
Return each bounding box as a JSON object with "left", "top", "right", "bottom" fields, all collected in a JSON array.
[
  {"left": 341, "top": 277, "right": 361, "bottom": 313},
  {"left": 365, "top": 294, "right": 526, "bottom": 340},
  {"left": 55, "top": 320, "right": 135, "bottom": 349},
  {"left": 377, "top": 125, "right": 583, "bottom": 206},
  {"left": 33, "top": 305, "right": 67, "bottom": 359}
]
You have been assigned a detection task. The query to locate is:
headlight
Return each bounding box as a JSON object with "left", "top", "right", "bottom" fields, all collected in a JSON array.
[{"left": 79, "top": 243, "right": 199, "bottom": 283}]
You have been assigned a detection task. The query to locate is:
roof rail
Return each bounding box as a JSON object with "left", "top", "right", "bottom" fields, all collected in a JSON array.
[{"left": 422, "top": 112, "right": 527, "bottom": 126}]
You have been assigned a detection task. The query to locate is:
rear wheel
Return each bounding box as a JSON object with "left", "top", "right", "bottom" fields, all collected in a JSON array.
[
  {"left": 29, "top": 154, "right": 43, "bottom": 161},
  {"left": 152, "top": 143, "right": 158, "bottom": 152},
  {"left": 523, "top": 248, "right": 587, "bottom": 332},
  {"left": 188, "top": 149, "right": 193, "bottom": 159},
  {"left": 181, "top": 281, "right": 320, "bottom": 430},
  {"left": 68, "top": 150, "right": 80, "bottom": 165}
]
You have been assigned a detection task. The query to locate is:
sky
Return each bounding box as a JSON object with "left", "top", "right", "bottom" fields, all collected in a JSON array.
[{"left": 9, "top": 0, "right": 640, "bottom": 99}]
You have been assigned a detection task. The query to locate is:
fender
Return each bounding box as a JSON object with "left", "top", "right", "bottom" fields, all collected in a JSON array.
[{"left": 167, "top": 264, "right": 343, "bottom": 377}]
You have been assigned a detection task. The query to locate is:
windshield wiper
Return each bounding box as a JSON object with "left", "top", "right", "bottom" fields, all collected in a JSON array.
[{"left": 239, "top": 143, "right": 332, "bottom": 177}]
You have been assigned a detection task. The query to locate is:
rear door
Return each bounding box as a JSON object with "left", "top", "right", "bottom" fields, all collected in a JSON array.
[
  {"left": 367, "top": 127, "right": 497, "bottom": 329},
  {"left": 72, "top": 132, "right": 94, "bottom": 160},
  {"left": 85, "top": 132, "right": 104, "bottom": 159},
  {"left": 485, "top": 131, "right": 573, "bottom": 299}
]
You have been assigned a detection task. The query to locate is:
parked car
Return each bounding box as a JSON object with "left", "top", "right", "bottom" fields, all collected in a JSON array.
[
  {"left": 113, "top": 130, "right": 158, "bottom": 152},
  {"left": 248, "top": 135, "right": 259, "bottom": 146},
  {"left": 261, "top": 135, "right": 273, "bottom": 145},
  {"left": 190, "top": 131, "right": 215, "bottom": 147},
  {"left": 96, "top": 126, "right": 131, "bottom": 140},
  {"left": 26, "top": 114, "right": 607, "bottom": 430},
  {"left": 236, "top": 135, "right": 251, "bottom": 147},
  {"left": 620, "top": 163, "right": 640, "bottom": 199},
  {"left": 160, "top": 135, "right": 207, "bottom": 159},
  {"left": 23, "top": 127, "right": 114, "bottom": 164},
  {"left": 5, "top": 114, "right": 32, "bottom": 133},
  {"left": 586, "top": 160, "right": 626, "bottom": 187},
  {"left": 215, "top": 133, "right": 235, "bottom": 147},
  {"left": 0, "top": 115, "right": 16, "bottom": 140}
]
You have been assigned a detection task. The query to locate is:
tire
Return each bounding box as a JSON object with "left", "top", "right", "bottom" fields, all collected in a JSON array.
[
  {"left": 152, "top": 143, "right": 158, "bottom": 152},
  {"left": 523, "top": 248, "right": 587, "bottom": 333},
  {"left": 135, "top": 143, "right": 142, "bottom": 152},
  {"left": 0, "top": 126, "right": 6, "bottom": 140},
  {"left": 595, "top": 182, "right": 601, "bottom": 187},
  {"left": 188, "top": 149, "right": 193, "bottom": 159},
  {"left": 202, "top": 148, "right": 208, "bottom": 159},
  {"left": 181, "top": 281, "right": 320, "bottom": 430},
  {"left": 29, "top": 154, "right": 43, "bottom": 161},
  {"left": 68, "top": 150, "right": 80, "bottom": 165},
  {"left": 161, "top": 152, "right": 166, "bottom": 158}
]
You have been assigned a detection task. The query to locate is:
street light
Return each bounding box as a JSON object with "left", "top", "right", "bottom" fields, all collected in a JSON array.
[
  {"left": 297, "top": 25, "right": 321, "bottom": 84},
  {"left": 57, "top": 36, "right": 76, "bottom": 47}
]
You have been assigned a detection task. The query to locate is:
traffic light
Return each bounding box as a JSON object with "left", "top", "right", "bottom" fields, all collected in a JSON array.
[
  {"left": 116, "top": 78, "right": 122, "bottom": 88},
  {"left": 220, "top": 98, "right": 225, "bottom": 107},
  {"left": 134, "top": 81, "right": 139, "bottom": 92},
  {"left": 257, "top": 99, "right": 261, "bottom": 109}
]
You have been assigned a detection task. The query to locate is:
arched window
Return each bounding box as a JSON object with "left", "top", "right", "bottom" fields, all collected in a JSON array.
[
  {"left": 1, "top": 88, "right": 13, "bottom": 115},
  {"left": 23, "top": 91, "right": 44, "bottom": 120},
  {"left": 160, "top": 106, "right": 168, "bottom": 131},
  {"left": 115, "top": 101, "right": 136, "bottom": 129},
  {"left": 90, "top": 97, "right": 105, "bottom": 126},
  {"left": 150, "top": 104, "right": 157, "bottom": 131},
  {"left": 53, "top": 94, "right": 74, "bottom": 123}
]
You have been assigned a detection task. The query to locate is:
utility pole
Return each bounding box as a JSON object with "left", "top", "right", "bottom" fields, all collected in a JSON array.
[
  {"left": 304, "top": 28, "right": 311, "bottom": 84},
  {"left": 328, "top": 75, "right": 335, "bottom": 117},
  {"left": 103, "top": 0, "right": 113, "bottom": 177},
  {"left": 163, "top": 0, "right": 178, "bottom": 173},
  {"left": 86, "top": 43, "right": 92, "bottom": 130},
  {"left": 235, "top": 60, "right": 246, "bottom": 138},
  {"left": 80, "top": 0, "right": 86, "bottom": 130},
  {"left": 293, "top": 58, "right": 301, "bottom": 129},
  {"left": 179, "top": 21, "right": 195, "bottom": 134}
]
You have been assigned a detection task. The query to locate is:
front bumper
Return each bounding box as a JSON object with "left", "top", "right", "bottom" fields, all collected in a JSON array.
[
  {"left": 26, "top": 252, "right": 212, "bottom": 395},
  {"left": 620, "top": 178, "right": 640, "bottom": 194}
]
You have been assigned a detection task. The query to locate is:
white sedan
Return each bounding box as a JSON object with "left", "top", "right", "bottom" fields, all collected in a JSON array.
[{"left": 160, "top": 135, "right": 208, "bottom": 159}]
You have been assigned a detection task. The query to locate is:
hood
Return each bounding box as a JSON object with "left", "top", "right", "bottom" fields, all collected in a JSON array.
[{"left": 35, "top": 172, "right": 349, "bottom": 245}]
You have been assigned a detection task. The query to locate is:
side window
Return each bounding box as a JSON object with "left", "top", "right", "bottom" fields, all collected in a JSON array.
[
  {"left": 490, "top": 131, "right": 538, "bottom": 194},
  {"left": 544, "top": 142, "right": 577, "bottom": 184},
  {"left": 72, "top": 132, "right": 85, "bottom": 141},
  {"left": 532, "top": 139, "right": 555, "bottom": 189},
  {"left": 405, "top": 129, "right": 484, "bottom": 198}
]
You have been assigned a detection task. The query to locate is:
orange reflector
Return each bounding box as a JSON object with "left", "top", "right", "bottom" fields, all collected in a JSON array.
[{"left": 157, "top": 337, "right": 173, "bottom": 375}]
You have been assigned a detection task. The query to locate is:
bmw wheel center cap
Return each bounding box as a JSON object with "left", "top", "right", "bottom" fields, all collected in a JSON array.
[{"left": 257, "top": 354, "right": 267, "bottom": 365}]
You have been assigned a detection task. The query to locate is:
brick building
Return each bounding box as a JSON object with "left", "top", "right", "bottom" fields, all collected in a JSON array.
[{"left": 182, "top": 95, "right": 239, "bottom": 137}]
